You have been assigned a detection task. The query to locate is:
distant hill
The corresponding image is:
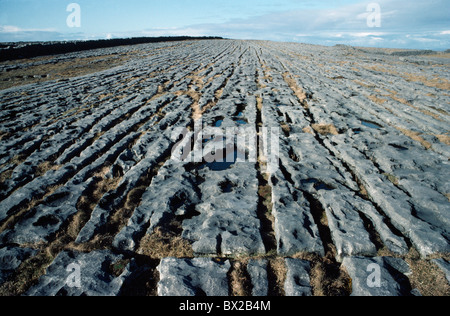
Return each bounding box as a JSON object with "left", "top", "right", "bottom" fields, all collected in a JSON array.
[{"left": 0, "top": 36, "right": 224, "bottom": 62}]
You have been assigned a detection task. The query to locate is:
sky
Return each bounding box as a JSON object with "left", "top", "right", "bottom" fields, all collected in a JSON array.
[{"left": 0, "top": 0, "right": 449, "bottom": 50}]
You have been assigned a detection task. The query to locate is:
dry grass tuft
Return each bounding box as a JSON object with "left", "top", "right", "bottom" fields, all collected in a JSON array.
[
  {"left": 395, "top": 127, "right": 432, "bottom": 150},
  {"left": 229, "top": 260, "right": 251, "bottom": 296},
  {"left": 258, "top": 185, "right": 273, "bottom": 212},
  {"left": 0, "top": 53, "right": 139, "bottom": 90},
  {"left": 389, "top": 94, "right": 442, "bottom": 121},
  {"left": 71, "top": 166, "right": 121, "bottom": 239},
  {"left": 295, "top": 254, "right": 351, "bottom": 297},
  {"left": 311, "top": 123, "right": 339, "bottom": 136},
  {"left": 0, "top": 184, "right": 63, "bottom": 235},
  {"left": 138, "top": 228, "right": 194, "bottom": 259},
  {"left": 423, "top": 53, "right": 450, "bottom": 59},
  {"left": 256, "top": 95, "right": 263, "bottom": 111},
  {"left": 368, "top": 94, "right": 388, "bottom": 105},
  {"left": 353, "top": 79, "right": 375, "bottom": 88},
  {"left": 403, "top": 73, "right": 450, "bottom": 90},
  {"left": 383, "top": 173, "right": 399, "bottom": 186},
  {"left": 0, "top": 250, "right": 54, "bottom": 296},
  {"left": 303, "top": 126, "right": 314, "bottom": 134},
  {"left": 35, "top": 161, "right": 62, "bottom": 177},
  {"left": 280, "top": 123, "right": 291, "bottom": 136},
  {"left": 406, "top": 249, "right": 450, "bottom": 296},
  {"left": 10, "top": 154, "right": 28, "bottom": 166},
  {"left": 435, "top": 134, "right": 450, "bottom": 146},
  {"left": 0, "top": 168, "right": 14, "bottom": 183},
  {"left": 354, "top": 176, "right": 370, "bottom": 200},
  {"left": 0, "top": 131, "right": 11, "bottom": 141},
  {"left": 282, "top": 72, "right": 308, "bottom": 107},
  {"left": 267, "top": 258, "right": 287, "bottom": 296},
  {"left": 215, "top": 87, "right": 225, "bottom": 100}
]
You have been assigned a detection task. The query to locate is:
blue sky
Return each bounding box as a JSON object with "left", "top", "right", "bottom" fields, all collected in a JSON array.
[{"left": 0, "top": 0, "right": 449, "bottom": 50}]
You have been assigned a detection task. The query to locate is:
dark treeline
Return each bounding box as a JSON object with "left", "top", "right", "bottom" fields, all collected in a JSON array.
[{"left": 0, "top": 36, "right": 224, "bottom": 62}]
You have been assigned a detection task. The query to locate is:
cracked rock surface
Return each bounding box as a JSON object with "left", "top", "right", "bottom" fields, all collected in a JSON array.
[{"left": 0, "top": 40, "right": 449, "bottom": 296}]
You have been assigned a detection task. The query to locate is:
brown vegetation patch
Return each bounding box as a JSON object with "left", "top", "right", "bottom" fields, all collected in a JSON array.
[
  {"left": 0, "top": 131, "right": 11, "bottom": 141},
  {"left": 282, "top": 72, "right": 308, "bottom": 107},
  {"left": 406, "top": 249, "right": 450, "bottom": 296},
  {"left": 0, "top": 52, "right": 139, "bottom": 90},
  {"left": 445, "top": 193, "right": 450, "bottom": 202},
  {"left": 363, "top": 64, "right": 399, "bottom": 76},
  {"left": 368, "top": 94, "right": 388, "bottom": 105},
  {"left": 395, "top": 127, "right": 432, "bottom": 150},
  {"left": 258, "top": 185, "right": 273, "bottom": 212},
  {"left": 435, "top": 134, "right": 450, "bottom": 146},
  {"left": 423, "top": 53, "right": 450, "bottom": 59},
  {"left": 353, "top": 79, "right": 375, "bottom": 88},
  {"left": 0, "top": 168, "right": 14, "bottom": 183},
  {"left": 291, "top": 251, "right": 351, "bottom": 297},
  {"left": 229, "top": 260, "right": 252, "bottom": 296},
  {"left": 383, "top": 173, "right": 399, "bottom": 186},
  {"left": 403, "top": 73, "right": 450, "bottom": 90},
  {"left": 303, "top": 126, "right": 314, "bottom": 134},
  {"left": 256, "top": 95, "right": 263, "bottom": 111},
  {"left": 0, "top": 249, "right": 54, "bottom": 296},
  {"left": 280, "top": 123, "right": 291, "bottom": 136},
  {"left": 267, "top": 258, "right": 287, "bottom": 296},
  {"left": 10, "top": 154, "right": 28, "bottom": 166},
  {"left": 311, "top": 123, "right": 339, "bottom": 136},
  {"left": 429, "top": 106, "right": 449, "bottom": 116},
  {"left": 35, "top": 161, "right": 62, "bottom": 177},
  {"left": 70, "top": 168, "right": 121, "bottom": 240},
  {"left": 389, "top": 94, "right": 442, "bottom": 121},
  {"left": 313, "top": 260, "right": 351, "bottom": 296},
  {"left": 0, "top": 184, "right": 63, "bottom": 235},
  {"left": 354, "top": 175, "right": 370, "bottom": 200},
  {"left": 138, "top": 227, "right": 194, "bottom": 259}
]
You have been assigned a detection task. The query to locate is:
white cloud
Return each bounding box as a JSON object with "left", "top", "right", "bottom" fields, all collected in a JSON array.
[
  {"left": 351, "top": 32, "right": 386, "bottom": 38},
  {"left": 0, "top": 25, "right": 56, "bottom": 33},
  {"left": 0, "top": 25, "right": 63, "bottom": 42},
  {"left": 172, "top": 0, "right": 450, "bottom": 49},
  {"left": 1, "top": 0, "right": 449, "bottom": 50},
  {"left": 141, "top": 27, "right": 208, "bottom": 38},
  {"left": 0, "top": 25, "right": 21, "bottom": 33},
  {"left": 412, "top": 37, "right": 440, "bottom": 43}
]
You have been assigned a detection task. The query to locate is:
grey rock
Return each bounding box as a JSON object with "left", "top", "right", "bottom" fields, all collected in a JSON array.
[
  {"left": 317, "top": 190, "right": 377, "bottom": 261},
  {"left": 25, "top": 250, "right": 131, "bottom": 296},
  {"left": 1, "top": 40, "right": 449, "bottom": 296},
  {"left": 0, "top": 246, "right": 37, "bottom": 285},
  {"left": 247, "top": 259, "right": 269, "bottom": 296},
  {"left": 157, "top": 258, "right": 230, "bottom": 296},
  {"left": 270, "top": 174, "right": 324, "bottom": 256},
  {"left": 113, "top": 159, "right": 200, "bottom": 251},
  {"left": 326, "top": 138, "right": 450, "bottom": 257},
  {"left": 432, "top": 258, "right": 450, "bottom": 284},
  {"left": 342, "top": 256, "right": 414, "bottom": 296},
  {"left": 352, "top": 197, "right": 409, "bottom": 256},
  {"left": 1, "top": 132, "right": 139, "bottom": 244},
  {"left": 77, "top": 135, "right": 172, "bottom": 244},
  {"left": 284, "top": 258, "right": 312, "bottom": 296},
  {"left": 182, "top": 153, "right": 265, "bottom": 255}
]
